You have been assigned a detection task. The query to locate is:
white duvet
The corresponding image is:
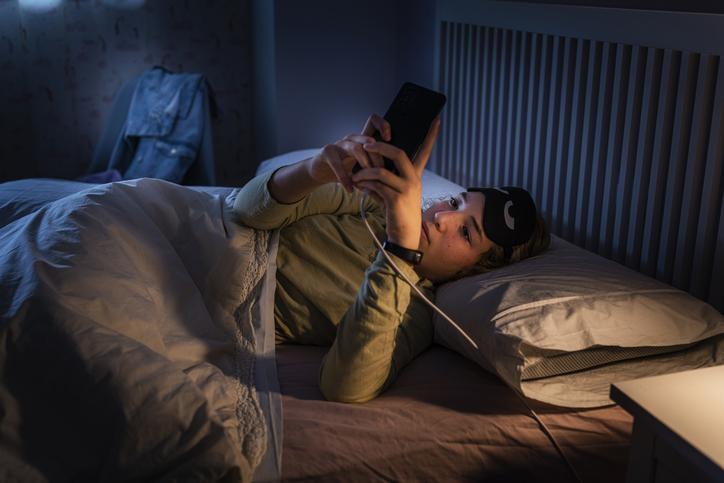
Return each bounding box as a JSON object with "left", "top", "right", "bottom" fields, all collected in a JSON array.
[{"left": 0, "top": 179, "right": 277, "bottom": 482}]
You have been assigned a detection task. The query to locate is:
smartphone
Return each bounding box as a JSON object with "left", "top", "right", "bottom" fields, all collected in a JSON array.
[{"left": 353, "top": 82, "right": 447, "bottom": 175}]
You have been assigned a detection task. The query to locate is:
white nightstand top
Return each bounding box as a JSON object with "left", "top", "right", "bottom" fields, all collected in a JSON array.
[{"left": 611, "top": 365, "right": 724, "bottom": 475}]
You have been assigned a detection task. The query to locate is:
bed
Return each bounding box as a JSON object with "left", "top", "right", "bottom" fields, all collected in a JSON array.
[
  {"left": 1, "top": 151, "right": 722, "bottom": 482},
  {"left": 2, "top": 2, "right": 724, "bottom": 482},
  {"left": 0, "top": 162, "right": 637, "bottom": 483}
]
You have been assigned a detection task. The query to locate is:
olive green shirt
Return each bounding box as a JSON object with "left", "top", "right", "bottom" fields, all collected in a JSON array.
[{"left": 233, "top": 170, "right": 434, "bottom": 403}]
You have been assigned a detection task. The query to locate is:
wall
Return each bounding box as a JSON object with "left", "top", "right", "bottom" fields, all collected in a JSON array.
[
  {"left": 396, "top": 0, "right": 437, "bottom": 94},
  {"left": 0, "top": 0, "right": 253, "bottom": 186},
  {"left": 253, "top": 0, "right": 398, "bottom": 159},
  {"left": 251, "top": 0, "right": 438, "bottom": 162},
  {"left": 250, "top": 0, "right": 277, "bottom": 164}
]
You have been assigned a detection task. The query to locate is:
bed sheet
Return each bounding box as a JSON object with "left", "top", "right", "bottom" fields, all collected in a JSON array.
[{"left": 277, "top": 344, "right": 632, "bottom": 483}]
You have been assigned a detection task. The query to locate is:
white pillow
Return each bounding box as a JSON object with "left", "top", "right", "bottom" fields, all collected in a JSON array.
[{"left": 433, "top": 235, "right": 724, "bottom": 407}]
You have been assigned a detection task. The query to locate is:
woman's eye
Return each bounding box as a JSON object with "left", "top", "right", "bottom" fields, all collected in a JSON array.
[
  {"left": 449, "top": 197, "right": 459, "bottom": 209},
  {"left": 462, "top": 225, "right": 471, "bottom": 244}
]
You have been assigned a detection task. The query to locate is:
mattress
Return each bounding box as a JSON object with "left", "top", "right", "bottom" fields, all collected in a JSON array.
[{"left": 276, "top": 344, "right": 633, "bottom": 483}]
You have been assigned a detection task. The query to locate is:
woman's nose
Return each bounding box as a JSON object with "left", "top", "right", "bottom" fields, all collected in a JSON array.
[{"left": 434, "top": 211, "right": 454, "bottom": 232}]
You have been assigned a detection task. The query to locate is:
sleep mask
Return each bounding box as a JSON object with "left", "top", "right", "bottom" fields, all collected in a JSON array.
[{"left": 467, "top": 187, "right": 537, "bottom": 260}]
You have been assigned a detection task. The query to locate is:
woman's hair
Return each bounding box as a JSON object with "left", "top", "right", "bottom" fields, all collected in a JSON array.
[{"left": 450, "top": 212, "right": 551, "bottom": 281}]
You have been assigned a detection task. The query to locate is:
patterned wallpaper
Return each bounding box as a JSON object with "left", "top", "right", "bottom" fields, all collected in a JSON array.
[{"left": 0, "top": 0, "right": 252, "bottom": 186}]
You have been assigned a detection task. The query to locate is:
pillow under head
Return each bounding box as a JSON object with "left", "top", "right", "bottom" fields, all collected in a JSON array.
[{"left": 433, "top": 235, "right": 724, "bottom": 407}]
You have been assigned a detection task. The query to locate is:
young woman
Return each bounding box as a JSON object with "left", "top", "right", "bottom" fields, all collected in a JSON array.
[{"left": 233, "top": 114, "right": 549, "bottom": 403}]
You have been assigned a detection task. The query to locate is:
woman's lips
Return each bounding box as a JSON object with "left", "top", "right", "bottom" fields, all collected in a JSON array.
[{"left": 422, "top": 222, "right": 430, "bottom": 243}]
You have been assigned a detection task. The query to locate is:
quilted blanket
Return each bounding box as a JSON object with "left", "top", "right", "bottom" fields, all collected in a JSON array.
[{"left": 0, "top": 179, "right": 275, "bottom": 482}]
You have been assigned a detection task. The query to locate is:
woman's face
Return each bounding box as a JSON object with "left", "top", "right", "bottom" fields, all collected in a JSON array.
[{"left": 415, "top": 191, "right": 493, "bottom": 282}]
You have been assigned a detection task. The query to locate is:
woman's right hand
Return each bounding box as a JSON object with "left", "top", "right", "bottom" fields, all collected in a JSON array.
[{"left": 307, "top": 114, "right": 392, "bottom": 193}]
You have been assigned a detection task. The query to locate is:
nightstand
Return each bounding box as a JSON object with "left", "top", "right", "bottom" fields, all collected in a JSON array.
[{"left": 610, "top": 365, "right": 724, "bottom": 483}]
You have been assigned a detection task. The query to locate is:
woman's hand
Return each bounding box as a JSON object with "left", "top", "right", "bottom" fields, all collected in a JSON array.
[
  {"left": 268, "top": 114, "right": 391, "bottom": 204},
  {"left": 307, "top": 114, "right": 392, "bottom": 193},
  {"left": 352, "top": 117, "right": 441, "bottom": 251}
]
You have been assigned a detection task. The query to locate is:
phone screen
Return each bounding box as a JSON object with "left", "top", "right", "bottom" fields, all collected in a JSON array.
[{"left": 354, "top": 82, "right": 447, "bottom": 175}]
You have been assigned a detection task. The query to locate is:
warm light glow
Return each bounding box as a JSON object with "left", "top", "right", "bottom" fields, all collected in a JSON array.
[{"left": 18, "top": 0, "right": 62, "bottom": 13}]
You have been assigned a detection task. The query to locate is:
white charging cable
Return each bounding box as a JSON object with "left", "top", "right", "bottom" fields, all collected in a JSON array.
[{"left": 358, "top": 191, "right": 582, "bottom": 483}]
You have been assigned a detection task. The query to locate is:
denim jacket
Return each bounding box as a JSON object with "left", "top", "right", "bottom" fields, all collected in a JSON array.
[{"left": 99, "top": 67, "right": 216, "bottom": 185}]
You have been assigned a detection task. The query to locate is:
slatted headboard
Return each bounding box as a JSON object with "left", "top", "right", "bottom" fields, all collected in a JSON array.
[{"left": 430, "top": 0, "right": 724, "bottom": 312}]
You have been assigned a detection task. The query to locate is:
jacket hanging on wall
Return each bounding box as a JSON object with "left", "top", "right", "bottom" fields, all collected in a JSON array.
[{"left": 86, "top": 66, "right": 217, "bottom": 185}]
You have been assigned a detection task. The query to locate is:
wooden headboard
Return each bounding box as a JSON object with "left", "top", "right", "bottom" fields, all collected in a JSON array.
[{"left": 429, "top": 0, "right": 724, "bottom": 312}]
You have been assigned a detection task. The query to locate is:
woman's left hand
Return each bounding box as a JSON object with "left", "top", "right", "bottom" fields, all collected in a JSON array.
[{"left": 351, "top": 117, "right": 440, "bottom": 251}]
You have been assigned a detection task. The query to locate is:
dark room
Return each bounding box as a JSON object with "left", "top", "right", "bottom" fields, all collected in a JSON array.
[{"left": 1, "top": 0, "right": 723, "bottom": 481}]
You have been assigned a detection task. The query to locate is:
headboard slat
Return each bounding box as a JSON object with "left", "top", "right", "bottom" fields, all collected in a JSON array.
[
  {"left": 626, "top": 47, "right": 660, "bottom": 269},
  {"left": 658, "top": 52, "right": 696, "bottom": 285},
  {"left": 611, "top": 44, "right": 642, "bottom": 263}
]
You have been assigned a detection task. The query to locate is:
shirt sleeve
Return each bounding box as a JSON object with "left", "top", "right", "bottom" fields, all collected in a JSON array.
[
  {"left": 232, "top": 168, "right": 381, "bottom": 230},
  {"left": 318, "top": 250, "right": 434, "bottom": 403}
]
